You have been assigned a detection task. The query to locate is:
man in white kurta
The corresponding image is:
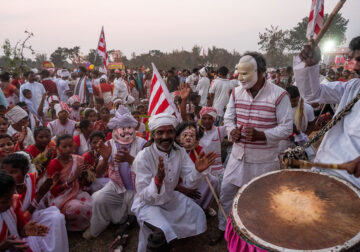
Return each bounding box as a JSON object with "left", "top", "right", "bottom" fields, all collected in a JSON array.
[
  {"left": 20, "top": 71, "right": 46, "bottom": 113},
  {"left": 113, "top": 70, "right": 129, "bottom": 101},
  {"left": 213, "top": 53, "right": 293, "bottom": 242},
  {"left": 131, "top": 113, "right": 209, "bottom": 252},
  {"left": 294, "top": 36, "right": 360, "bottom": 188},
  {"left": 196, "top": 67, "right": 210, "bottom": 106}
]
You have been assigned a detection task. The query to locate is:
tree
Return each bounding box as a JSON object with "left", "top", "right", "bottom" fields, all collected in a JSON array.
[
  {"left": 0, "top": 31, "right": 35, "bottom": 74},
  {"left": 287, "top": 13, "right": 349, "bottom": 52},
  {"left": 35, "top": 53, "right": 47, "bottom": 68},
  {"left": 258, "top": 26, "right": 291, "bottom": 67},
  {"left": 85, "top": 49, "right": 103, "bottom": 67},
  {"left": 50, "top": 47, "right": 67, "bottom": 67}
]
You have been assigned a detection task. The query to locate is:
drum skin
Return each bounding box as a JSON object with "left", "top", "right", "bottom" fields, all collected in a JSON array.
[{"left": 231, "top": 169, "right": 360, "bottom": 252}]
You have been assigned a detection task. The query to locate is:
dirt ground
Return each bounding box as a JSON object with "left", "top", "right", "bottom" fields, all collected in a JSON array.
[{"left": 68, "top": 210, "right": 227, "bottom": 252}]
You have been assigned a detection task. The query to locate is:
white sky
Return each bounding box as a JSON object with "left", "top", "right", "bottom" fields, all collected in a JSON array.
[{"left": 0, "top": 0, "right": 359, "bottom": 58}]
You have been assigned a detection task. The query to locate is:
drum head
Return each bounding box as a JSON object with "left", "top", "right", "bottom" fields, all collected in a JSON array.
[{"left": 231, "top": 169, "right": 360, "bottom": 251}]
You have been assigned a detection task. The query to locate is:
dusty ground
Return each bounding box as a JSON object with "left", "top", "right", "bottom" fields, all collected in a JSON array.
[{"left": 68, "top": 211, "right": 227, "bottom": 252}]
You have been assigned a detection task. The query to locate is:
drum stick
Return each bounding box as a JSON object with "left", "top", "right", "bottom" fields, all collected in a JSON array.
[
  {"left": 288, "top": 159, "right": 347, "bottom": 170},
  {"left": 314, "top": 0, "right": 347, "bottom": 46},
  {"left": 205, "top": 175, "right": 227, "bottom": 220}
]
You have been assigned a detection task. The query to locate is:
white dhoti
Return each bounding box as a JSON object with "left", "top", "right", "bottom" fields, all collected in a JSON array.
[
  {"left": 25, "top": 206, "right": 69, "bottom": 252},
  {"left": 90, "top": 181, "right": 135, "bottom": 237},
  {"left": 132, "top": 191, "right": 207, "bottom": 252}
]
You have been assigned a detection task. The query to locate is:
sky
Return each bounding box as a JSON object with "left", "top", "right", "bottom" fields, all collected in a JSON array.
[{"left": 0, "top": 0, "right": 359, "bottom": 59}]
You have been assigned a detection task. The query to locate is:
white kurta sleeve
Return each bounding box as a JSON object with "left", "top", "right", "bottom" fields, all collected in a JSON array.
[
  {"left": 223, "top": 93, "right": 236, "bottom": 141},
  {"left": 263, "top": 94, "right": 293, "bottom": 145},
  {"left": 133, "top": 150, "right": 168, "bottom": 206},
  {"left": 294, "top": 60, "right": 346, "bottom": 104}
]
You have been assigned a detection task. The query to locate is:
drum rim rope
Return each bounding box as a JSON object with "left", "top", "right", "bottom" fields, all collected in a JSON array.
[{"left": 230, "top": 169, "right": 360, "bottom": 252}]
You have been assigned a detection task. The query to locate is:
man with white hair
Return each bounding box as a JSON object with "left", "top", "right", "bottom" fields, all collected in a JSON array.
[
  {"left": 83, "top": 106, "right": 146, "bottom": 240},
  {"left": 132, "top": 112, "right": 216, "bottom": 252},
  {"left": 195, "top": 67, "right": 210, "bottom": 106},
  {"left": 211, "top": 52, "right": 293, "bottom": 243}
]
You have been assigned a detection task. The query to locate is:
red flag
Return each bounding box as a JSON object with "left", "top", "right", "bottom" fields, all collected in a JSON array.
[
  {"left": 97, "top": 26, "right": 109, "bottom": 70},
  {"left": 202, "top": 48, "right": 206, "bottom": 57},
  {"left": 306, "top": 0, "right": 324, "bottom": 39},
  {"left": 148, "top": 63, "right": 178, "bottom": 117}
]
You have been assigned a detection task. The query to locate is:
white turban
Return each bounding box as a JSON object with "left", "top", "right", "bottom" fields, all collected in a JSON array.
[
  {"left": 199, "top": 67, "right": 207, "bottom": 77},
  {"left": 61, "top": 70, "right": 70, "bottom": 78},
  {"left": 5, "top": 106, "right": 28, "bottom": 124},
  {"left": 148, "top": 113, "right": 178, "bottom": 132}
]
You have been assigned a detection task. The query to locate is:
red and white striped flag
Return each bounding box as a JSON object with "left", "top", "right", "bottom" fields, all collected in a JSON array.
[
  {"left": 202, "top": 48, "right": 206, "bottom": 57},
  {"left": 97, "top": 26, "right": 109, "bottom": 70},
  {"left": 306, "top": 0, "right": 324, "bottom": 39},
  {"left": 148, "top": 63, "right": 178, "bottom": 117}
]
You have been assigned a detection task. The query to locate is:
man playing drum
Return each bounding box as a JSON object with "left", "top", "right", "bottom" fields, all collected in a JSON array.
[
  {"left": 211, "top": 52, "right": 293, "bottom": 243},
  {"left": 295, "top": 36, "right": 360, "bottom": 187}
]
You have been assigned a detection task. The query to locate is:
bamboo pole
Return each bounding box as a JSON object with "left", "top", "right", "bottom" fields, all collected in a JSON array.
[{"left": 314, "top": 0, "right": 347, "bottom": 46}]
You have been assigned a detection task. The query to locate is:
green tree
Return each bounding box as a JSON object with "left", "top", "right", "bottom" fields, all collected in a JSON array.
[
  {"left": 85, "top": 49, "right": 103, "bottom": 67},
  {"left": 287, "top": 13, "right": 349, "bottom": 52},
  {"left": 258, "top": 26, "right": 291, "bottom": 67}
]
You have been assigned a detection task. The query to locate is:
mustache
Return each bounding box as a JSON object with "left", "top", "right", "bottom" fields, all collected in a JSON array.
[{"left": 159, "top": 139, "right": 173, "bottom": 144}]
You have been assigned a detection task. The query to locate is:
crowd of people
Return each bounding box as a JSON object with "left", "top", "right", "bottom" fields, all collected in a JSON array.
[{"left": 0, "top": 35, "right": 359, "bottom": 252}]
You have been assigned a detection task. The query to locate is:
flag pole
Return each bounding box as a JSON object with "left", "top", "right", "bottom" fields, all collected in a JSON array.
[{"left": 314, "top": 0, "right": 346, "bottom": 46}]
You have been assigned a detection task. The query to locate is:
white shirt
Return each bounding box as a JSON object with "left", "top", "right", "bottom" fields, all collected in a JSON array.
[
  {"left": 294, "top": 61, "right": 360, "bottom": 188},
  {"left": 113, "top": 77, "right": 128, "bottom": 101},
  {"left": 186, "top": 73, "right": 199, "bottom": 92},
  {"left": 209, "top": 78, "right": 235, "bottom": 117},
  {"left": 196, "top": 77, "right": 210, "bottom": 106},
  {"left": 56, "top": 79, "right": 70, "bottom": 102},
  {"left": 19, "top": 81, "right": 46, "bottom": 112}
]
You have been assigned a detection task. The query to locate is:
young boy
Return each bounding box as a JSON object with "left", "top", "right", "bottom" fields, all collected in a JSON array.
[
  {"left": 132, "top": 110, "right": 146, "bottom": 138},
  {"left": 22, "top": 89, "right": 38, "bottom": 117}
]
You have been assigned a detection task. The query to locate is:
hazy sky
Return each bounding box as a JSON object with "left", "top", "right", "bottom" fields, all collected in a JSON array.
[{"left": 1, "top": 0, "right": 359, "bottom": 58}]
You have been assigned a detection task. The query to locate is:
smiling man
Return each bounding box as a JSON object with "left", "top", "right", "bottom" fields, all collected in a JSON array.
[{"left": 131, "top": 112, "right": 216, "bottom": 252}]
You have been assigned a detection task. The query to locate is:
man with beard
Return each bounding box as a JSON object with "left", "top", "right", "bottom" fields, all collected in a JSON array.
[
  {"left": 211, "top": 52, "right": 293, "bottom": 243},
  {"left": 294, "top": 36, "right": 360, "bottom": 187},
  {"left": 83, "top": 106, "right": 146, "bottom": 240},
  {"left": 131, "top": 113, "right": 216, "bottom": 252}
]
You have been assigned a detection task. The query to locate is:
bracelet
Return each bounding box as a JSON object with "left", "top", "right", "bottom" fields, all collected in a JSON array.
[
  {"left": 30, "top": 198, "right": 39, "bottom": 209},
  {"left": 154, "top": 176, "right": 163, "bottom": 186}
]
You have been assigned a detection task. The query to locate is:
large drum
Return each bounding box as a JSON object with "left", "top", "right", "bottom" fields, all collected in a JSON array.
[{"left": 229, "top": 169, "right": 360, "bottom": 251}]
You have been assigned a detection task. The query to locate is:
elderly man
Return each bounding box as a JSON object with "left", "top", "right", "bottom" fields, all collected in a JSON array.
[
  {"left": 132, "top": 113, "right": 216, "bottom": 252},
  {"left": 83, "top": 106, "right": 146, "bottom": 240},
  {"left": 211, "top": 52, "right": 293, "bottom": 243},
  {"left": 294, "top": 36, "right": 360, "bottom": 186}
]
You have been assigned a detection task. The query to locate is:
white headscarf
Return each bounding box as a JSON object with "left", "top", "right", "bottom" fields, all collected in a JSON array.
[
  {"left": 199, "top": 67, "right": 207, "bottom": 77},
  {"left": 148, "top": 113, "right": 178, "bottom": 131},
  {"left": 5, "top": 106, "right": 28, "bottom": 124}
]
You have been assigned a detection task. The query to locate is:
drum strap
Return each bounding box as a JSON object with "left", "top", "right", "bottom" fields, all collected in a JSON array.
[{"left": 284, "top": 92, "right": 360, "bottom": 161}]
